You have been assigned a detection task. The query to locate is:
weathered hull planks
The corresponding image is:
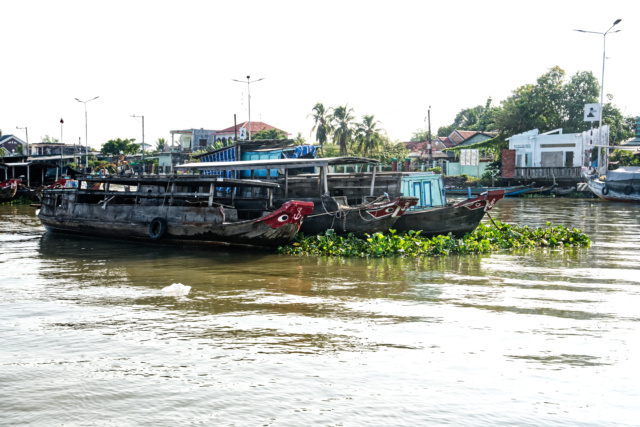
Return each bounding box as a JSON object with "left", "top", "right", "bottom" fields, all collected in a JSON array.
[
  {"left": 392, "top": 190, "right": 505, "bottom": 238},
  {"left": 39, "top": 192, "right": 311, "bottom": 248}
]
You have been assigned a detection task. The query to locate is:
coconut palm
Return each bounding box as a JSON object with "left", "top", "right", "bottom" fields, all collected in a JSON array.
[
  {"left": 156, "top": 137, "right": 168, "bottom": 152},
  {"left": 330, "top": 104, "right": 355, "bottom": 156},
  {"left": 354, "top": 114, "right": 384, "bottom": 156},
  {"left": 308, "top": 103, "right": 332, "bottom": 154}
]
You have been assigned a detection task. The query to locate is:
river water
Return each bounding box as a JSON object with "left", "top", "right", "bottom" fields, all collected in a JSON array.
[{"left": 1, "top": 198, "right": 639, "bottom": 426}]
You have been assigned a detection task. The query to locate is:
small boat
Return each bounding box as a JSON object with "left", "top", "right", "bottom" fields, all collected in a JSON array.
[
  {"left": 446, "top": 183, "right": 535, "bottom": 198},
  {"left": 584, "top": 166, "right": 640, "bottom": 202},
  {"left": 0, "top": 179, "right": 20, "bottom": 202},
  {"left": 551, "top": 186, "right": 575, "bottom": 197},
  {"left": 521, "top": 183, "right": 558, "bottom": 196},
  {"left": 392, "top": 189, "right": 505, "bottom": 238},
  {"left": 38, "top": 174, "right": 314, "bottom": 249}
]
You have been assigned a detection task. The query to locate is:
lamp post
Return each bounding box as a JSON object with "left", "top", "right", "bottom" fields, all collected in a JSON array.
[
  {"left": 60, "top": 118, "right": 64, "bottom": 177},
  {"left": 16, "top": 126, "right": 28, "bottom": 156},
  {"left": 75, "top": 96, "right": 99, "bottom": 168},
  {"left": 232, "top": 75, "right": 265, "bottom": 141},
  {"left": 574, "top": 19, "right": 622, "bottom": 129},
  {"left": 131, "top": 115, "right": 145, "bottom": 174}
]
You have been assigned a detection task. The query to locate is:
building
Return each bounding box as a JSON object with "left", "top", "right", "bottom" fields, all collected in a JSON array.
[
  {"left": 502, "top": 127, "right": 609, "bottom": 184},
  {"left": 0, "top": 135, "right": 26, "bottom": 156}
]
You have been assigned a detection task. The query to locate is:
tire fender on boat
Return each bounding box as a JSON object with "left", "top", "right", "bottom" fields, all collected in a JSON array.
[
  {"left": 624, "top": 185, "right": 633, "bottom": 195},
  {"left": 149, "top": 217, "right": 167, "bottom": 240},
  {"left": 601, "top": 185, "right": 609, "bottom": 196}
]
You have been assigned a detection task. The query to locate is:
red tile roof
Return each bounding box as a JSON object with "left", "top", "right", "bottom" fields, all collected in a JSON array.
[
  {"left": 437, "top": 136, "right": 455, "bottom": 148},
  {"left": 217, "top": 121, "right": 288, "bottom": 135}
]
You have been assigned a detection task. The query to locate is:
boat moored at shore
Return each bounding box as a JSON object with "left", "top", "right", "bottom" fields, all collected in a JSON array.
[{"left": 38, "top": 175, "right": 314, "bottom": 249}]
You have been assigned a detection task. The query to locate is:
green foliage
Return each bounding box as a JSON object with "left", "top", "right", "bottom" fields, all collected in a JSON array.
[
  {"left": 0, "top": 147, "right": 5, "bottom": 157},
  {"left": 609, "top": 149, "right": 640, "bottom": 168},
  {"left": 352, "top": 114, "right": 385, "bottom": 157},
  {"left": 101, "top": 138, "right": 139, "bottom": 156},
  {"left": 253, "top": 128, "right": 286, "bottom": 140},
  {"left": 428, "top": 167, "right": 442, "bottom": 174},
  {"left": 41, "top": 135, "right": 59, "bottom": 143},
  {"left": 278, "top": 222, "right": 591, "bottom": 257},
  {"left": 331, "top": 104, "right": 356, "bottom": 156},
  {"left": 410, "top": 130, "right": 429, "bottom": 142},
  {"left": 294, "top": 132, "right": 306, "bottom": 145},
  {"left": 308, "top": 103, "right": 332, "bottom": 151},
  {"left": 438, "top": 97, "right": 497, "bottom": 136},
  {"left": 155, "top": 138, "right": 168, "bottom": 152}
]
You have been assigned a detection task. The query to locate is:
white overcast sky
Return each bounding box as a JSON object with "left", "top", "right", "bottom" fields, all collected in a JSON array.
[{"left": 2, "top": 0, "right": 639, "bottom": 150}]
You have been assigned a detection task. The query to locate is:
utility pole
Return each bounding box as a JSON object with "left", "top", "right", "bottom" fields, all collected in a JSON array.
[
  {"left": 427, "top": 106, "right": 433, "bottom": 168},
  {"left": 131, "top": 115, "right": 145, "bottom": 174},
  {"left": 232, "top": 76, "right": 265, "bottom": 141}
]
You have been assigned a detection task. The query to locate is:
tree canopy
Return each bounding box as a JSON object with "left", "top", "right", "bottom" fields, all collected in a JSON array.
[
  {"left": 253, "top": 129, "right": 286, "bottom": 140},
  {"left": 101, "top": 138, "right": 139, "bottom": 156}
]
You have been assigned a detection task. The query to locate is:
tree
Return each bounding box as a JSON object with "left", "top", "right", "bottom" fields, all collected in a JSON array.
[
  {"left": 410, "top": 130, "right": 429, "bottom": 142},
  {"left": 308, "top": 102, "right": 332, "bottom": 153},
  {"left": 253, "top": 129, "right": 286, "bottom": 140},
  {"left": 294, "top": 132, "right": 306, "bottom": 145},
  {"left": 155, "top": 138, "right": 168, "bottom": 152},
  {"left": 41, "top": 135, "right": 59, "bottom": 143},
  {"left": 493, "top": 66, "right": 603, "bottom": 136},
  {"left": 353, "top": 114, "right": 384, "bottom": 156},
  {"left": 330, "top": 104, "right": 356, "bottom": 156},
  {"left": 438, "top": 97, "right": 497, "bottom": 136},
  {"left": 101, "top": 138, "right": 139, "bottom": 156}
]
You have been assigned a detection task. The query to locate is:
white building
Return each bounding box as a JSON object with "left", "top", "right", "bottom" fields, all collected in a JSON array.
[{"left": 507, "top": 126, "right": 609, "bottom": 169}]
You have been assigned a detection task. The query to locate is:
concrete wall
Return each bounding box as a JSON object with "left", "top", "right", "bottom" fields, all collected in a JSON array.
[{"left": 446, "top": 161, "right": 489, "bottom": 178}]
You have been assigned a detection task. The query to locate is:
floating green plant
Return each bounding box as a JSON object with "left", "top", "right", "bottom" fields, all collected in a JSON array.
[{"left": 277, "top": 221, "right": 591, "bottom": 258}]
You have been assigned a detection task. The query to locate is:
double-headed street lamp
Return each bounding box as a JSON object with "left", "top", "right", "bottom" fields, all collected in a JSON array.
[
  {"left": 232, "top": 76, "right": 265, "bottom": 141},
  {"left": 574, "top": 19, "right": 622, "bottom": 129},
  {"left": 75, "top": 96, "right": 99, "bottom": 168}
]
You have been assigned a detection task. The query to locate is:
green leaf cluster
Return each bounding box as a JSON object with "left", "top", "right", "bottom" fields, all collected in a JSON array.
[{"left": 277, "top": 222, "right": 590, "bottom": 258}]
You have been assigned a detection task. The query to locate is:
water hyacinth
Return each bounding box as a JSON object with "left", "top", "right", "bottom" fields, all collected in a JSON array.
[{"left": 277, "top": 221, "right": 591, "bottom": 258}]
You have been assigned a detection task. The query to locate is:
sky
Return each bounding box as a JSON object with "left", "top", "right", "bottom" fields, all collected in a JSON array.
[{"left": 2, "top": 0, "right": 639, "bottom": 152}]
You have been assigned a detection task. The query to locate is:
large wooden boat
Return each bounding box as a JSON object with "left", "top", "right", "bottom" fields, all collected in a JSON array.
[
  {"left": 392, "top": 189, "right": 505, "bottom": 237},
  {"left": 177, "top": 157, "right": 418, "bottom": 237},
  {"left": 38, "top": 175, "right": 314, "bottom": 249},
  {"left": 584, "top": 166, "right": 640, "bottom": 202}
]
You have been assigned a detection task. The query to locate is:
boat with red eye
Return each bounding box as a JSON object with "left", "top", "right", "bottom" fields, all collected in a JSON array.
[{"left": 37, "top": 174, "right": 313, "bottom": 249}]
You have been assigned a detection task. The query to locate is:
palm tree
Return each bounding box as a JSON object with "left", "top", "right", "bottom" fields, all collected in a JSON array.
[
  {"left": 354, "top": 114, "right": 384, "bottom": 156},
  {"left": 330, "top": 104, "right": 355, "bottom": 156},
  {"left": 156, "top": 137, "right": 168, "bottom": 152},
  {"left": 308, "top": 103, "right": 332, "bottom": 155}
]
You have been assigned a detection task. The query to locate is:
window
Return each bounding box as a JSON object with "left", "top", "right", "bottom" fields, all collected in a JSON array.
[
  {"left": 199, "top": 139, "right": 207, "bottom": 147},
  {"left": 565, "top": 151, "right": 574, "bottom": 167}
]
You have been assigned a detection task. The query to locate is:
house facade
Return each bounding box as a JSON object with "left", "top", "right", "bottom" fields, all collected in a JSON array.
[{"left": 0, "top": 135, "right": 26, "bottom": 155}]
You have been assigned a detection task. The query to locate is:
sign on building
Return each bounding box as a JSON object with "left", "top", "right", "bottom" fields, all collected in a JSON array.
[{"left": 584, "top": 103, "right": 601, "bottom": 122}]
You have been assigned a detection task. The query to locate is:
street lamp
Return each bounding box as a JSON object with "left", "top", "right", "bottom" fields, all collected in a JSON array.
[
  {"left": 232, "top": 75, "right": 265, "bottom": 141},
  {"left": 574, "top": 19, "right": 622, "bottom": 129},
  {"left": 75, "top": 96, "right": 99, "bottom": 168},
  {"left": 16, "top": 126, "right": 28, "bottom": 156}
]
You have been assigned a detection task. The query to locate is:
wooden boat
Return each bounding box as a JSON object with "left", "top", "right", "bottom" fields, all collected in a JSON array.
[
  {"left": 584, "top": 166, "right": 640, "bottom": 202},
  {"left": 0, "top": 179, "right": 20, "bottom": 202},
  {"left": 177, "top": 157, "right": 418, "bottom": 237},
  {"left": 291, "top": 194, "right": 418, "bottom": 237},
  {"left": 392, "top": 189, "right": 505, "bottom": 238},
  {"left": 521, "top": 183, "right": 558, "bottom": 196},
  {"left": 38, "top": 174, "right": 314, "bottom": 249},
  {"left": 551, "top": 186, "right": 575, "bottom": 197}
]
